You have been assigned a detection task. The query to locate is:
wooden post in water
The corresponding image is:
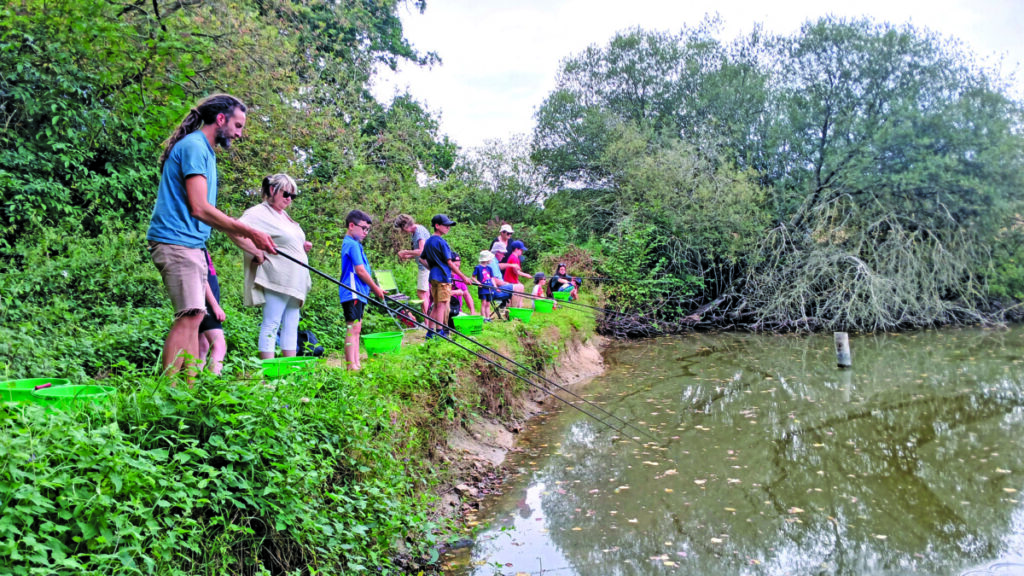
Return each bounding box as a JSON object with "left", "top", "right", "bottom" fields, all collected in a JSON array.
[{"left": 834, "top": 332, "right": 852, "bottom": 368}]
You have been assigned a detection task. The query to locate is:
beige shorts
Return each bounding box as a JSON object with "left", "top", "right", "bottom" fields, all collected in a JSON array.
[
  {"left": 417, "top": 267, "right": 430, "bottom": 293},
  {"left": 429, "top": 280, "right": 452, "bottom": 304},
  {"left": 149, "top": 241, "right": 208, "bottom": 318}
]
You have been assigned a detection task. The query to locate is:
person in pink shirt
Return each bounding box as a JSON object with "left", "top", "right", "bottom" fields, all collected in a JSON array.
[{"left": 449, "top": 252, "right": 476, "bottom": 318}]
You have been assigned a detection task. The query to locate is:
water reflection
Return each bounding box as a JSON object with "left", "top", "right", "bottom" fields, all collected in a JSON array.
[{"left": 454, "top": 328, "right": 1024, "bottom": 576}]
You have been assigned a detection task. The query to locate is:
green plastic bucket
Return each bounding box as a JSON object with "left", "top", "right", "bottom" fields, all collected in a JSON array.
[
  {"left": 0, "top": 378, "right": 71, "bottom": 403},
  {"left": 508, "top": 307, "right": 534, "bottom": 323},
  {"left": 553, "top": 291, "right": 572, "bottom": 302},
  {"left": 452, "top": 315, "right": 483, "bottom": 334},
  {"left": 30, "top": 385, "right": 116, "bottom": 409},
  {"left": 533, "top": 299, "right": 554, "bottom": 313},
  {"left": 262, "top": 357, "right": 318, "bottom": 379},
  {"left": 361, "top": 331, "right": 403, "bottom": 355}
]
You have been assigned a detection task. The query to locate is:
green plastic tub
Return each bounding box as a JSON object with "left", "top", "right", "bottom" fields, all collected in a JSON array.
[
  {"left": 508, "top": 307, "right": 534, "bottom": 323},
  {"left": 0, "top": 378, "right": 71, "bottom": 403},
  {"left": 361, "top": 331, "right": 403, "bottom": 355},
  {"left": 553, "top": 291, "right": 573, "bottom": 302},
  {"left": 262, "top": 356, "right": 318, "bottom": 379},
  {"left": 30, "top": 385, "right": 116, "bottom": 409},
  {"left": 452, "top": 314, "right": 483, "bottom": 334},
  {"left": 533, "top": 299, "right": 554, "bottom": 313}
]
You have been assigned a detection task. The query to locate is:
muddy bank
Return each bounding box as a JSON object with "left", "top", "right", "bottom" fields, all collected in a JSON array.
[{"left": 434, "top": 334, "right": 607, "bottom": 519}]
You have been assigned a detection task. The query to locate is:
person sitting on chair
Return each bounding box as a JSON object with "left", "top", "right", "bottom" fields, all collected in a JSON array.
[
  {"left": 487, "top": 244, "right": 517, "bottom": 312},
  {"left": 549, "top": 263, "right": 579, "bottom": 301},
  {"left": 531, "top": 272, "right": 548, "bottom": 310}
]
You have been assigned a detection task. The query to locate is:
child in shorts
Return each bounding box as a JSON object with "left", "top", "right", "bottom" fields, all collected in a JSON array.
[
  {"left": 198, "top": 251, "right": 226, "bottom": 374},
  {"left": 473, "top": 250, "right": 498, "bottom": 321},
  {"left": 339, "top": 209, "right": 386, "bottom": 370}
]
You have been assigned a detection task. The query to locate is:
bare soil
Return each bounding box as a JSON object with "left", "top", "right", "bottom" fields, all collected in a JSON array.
[{"left": 433, "top": 334, "right": 606, "bottom": 520}]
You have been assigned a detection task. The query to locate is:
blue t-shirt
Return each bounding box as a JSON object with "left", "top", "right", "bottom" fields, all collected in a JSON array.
[
  {"left": 473, "top": 265, "right": 495, "bottom": 297},
  {"left": 339, "top": 235, "right": 372, "bottom": 304},
  {"left": 488, "top": 259, "right": 504, "bottom": 284},
  {"left": 421, "top": 235, "right": 453, "bottom": 283},
  {"left": 147, "top": 131, "right": 218, "bottom": 248}
]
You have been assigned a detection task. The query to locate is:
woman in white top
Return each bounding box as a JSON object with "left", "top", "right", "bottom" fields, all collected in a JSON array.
[{"left": 234, "top": 174, "right": 313, "bottom": 359}]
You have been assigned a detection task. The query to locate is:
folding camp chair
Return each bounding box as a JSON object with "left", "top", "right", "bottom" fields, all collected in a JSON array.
[
  {"left": 374, "top": 270, "right": 418, "bottom": 330},
  {"left": 488, "top": 284, "right": 512, "bottom": 321}
]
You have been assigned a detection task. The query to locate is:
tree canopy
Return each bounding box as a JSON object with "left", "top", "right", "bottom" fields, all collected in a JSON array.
[
  {"left": 0, "top": 0, "right": 444, "bottom": 246},
  {"left": 531, "top": 16, "right": 1024, "bottom": 332}
]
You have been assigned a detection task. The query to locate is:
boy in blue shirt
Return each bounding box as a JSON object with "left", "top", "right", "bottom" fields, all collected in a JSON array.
[
  {"left": 419, "top": 214, "right": 473, "bottom": 338},
  {"left": 339, "top": 210, "right": 386, "bottom": 370}
]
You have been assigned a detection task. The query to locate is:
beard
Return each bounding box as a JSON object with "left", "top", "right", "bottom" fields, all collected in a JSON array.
[{"left": 214, "top": 125, "right": 233, "bottom": 149}]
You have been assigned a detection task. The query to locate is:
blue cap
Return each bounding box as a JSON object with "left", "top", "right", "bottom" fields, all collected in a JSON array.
[
  {"left": 509, "top": 240, "right": 527, "bottom": 252},
  {"left": 431, "top": 213, "right": 456, "bottom": 227}
]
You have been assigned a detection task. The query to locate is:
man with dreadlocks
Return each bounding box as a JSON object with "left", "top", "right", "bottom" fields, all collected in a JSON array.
[{"left": 147, "top": 93, "right": 277, "bottom": 378}]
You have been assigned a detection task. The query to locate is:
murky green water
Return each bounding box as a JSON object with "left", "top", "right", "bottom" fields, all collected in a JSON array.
[{"left": 448, "top": 328, "right": 1024, "bottom": 575}]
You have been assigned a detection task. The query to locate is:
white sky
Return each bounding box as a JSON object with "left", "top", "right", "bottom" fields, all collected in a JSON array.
[{"left": 371, "top": 0, "right": 1024, "bottom": 150}]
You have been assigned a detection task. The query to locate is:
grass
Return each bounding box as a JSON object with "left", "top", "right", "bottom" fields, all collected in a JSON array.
[{"left": 0, "top": 268, "right": 600, "bottom": 574}]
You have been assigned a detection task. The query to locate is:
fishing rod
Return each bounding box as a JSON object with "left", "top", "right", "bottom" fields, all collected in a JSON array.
[
  {"left": 277, "top": 251, "right": 658, "bottom": 445},
  {"left": 572, "top": 276, "right": 631, "bottom": 282},
  {"left": 376, "top": 284, "right": 658, "bottom": 444},
  {"left": 492, "top": 284, "right": 632, "bottom": 317}
]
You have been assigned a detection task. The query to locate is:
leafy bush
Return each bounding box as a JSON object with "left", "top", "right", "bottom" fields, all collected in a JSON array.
[
  {"left": 599, "top": 217, "right": 702, "bottom": 313},
  {"left": 1, "top": 368, "right": 438, "bottom": 575}
]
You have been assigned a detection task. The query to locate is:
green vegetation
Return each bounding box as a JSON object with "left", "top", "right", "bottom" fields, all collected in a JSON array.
[
  {"left": 531, "top": 17, "right": 1024, "bottom": 332},
  {"left": 3, "top": 0, "right": 1024, "bottom": 571},
  {"left": 1, "top": 299, "right": 593, "bottom": 574},
  {"left": 2, "top": 250, "right": 597, "bottom": 574}
]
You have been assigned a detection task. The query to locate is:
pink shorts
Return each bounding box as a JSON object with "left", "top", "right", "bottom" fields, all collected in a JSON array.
[{"left": 149, "top": 241, "right": 208, "bottom": 318}]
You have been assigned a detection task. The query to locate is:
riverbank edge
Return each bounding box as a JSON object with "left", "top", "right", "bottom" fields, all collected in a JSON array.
[{"left": 428, "top": 331, "right": 607, "bottom": 531}]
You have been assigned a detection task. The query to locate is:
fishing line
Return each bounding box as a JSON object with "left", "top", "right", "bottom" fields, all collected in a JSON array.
[
  {"left": 571, "top": 276, "right": 632, "bottom": 282},
  {"left": 276, "top": 251, "right": 658, "bottom": 445},
  {"left": 492, "top": 284, "right": 633, "bottom": 317}
]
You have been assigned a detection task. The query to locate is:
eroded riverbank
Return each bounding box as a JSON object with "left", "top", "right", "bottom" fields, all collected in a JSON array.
[{"left": 434, "top": 335, "right": 608, "bottom": 523}]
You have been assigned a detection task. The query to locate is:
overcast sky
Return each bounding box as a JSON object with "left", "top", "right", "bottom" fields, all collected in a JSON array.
[{"left": 371, "top": 0, "right": 1024, "bottom": 150}]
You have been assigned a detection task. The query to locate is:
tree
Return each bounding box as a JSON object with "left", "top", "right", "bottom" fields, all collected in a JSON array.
[
  {"left": 0, "top": 0, "right": 438, "bottom": 246},
  {"left": 745, "top": 17, "right": 1024, "bottom": 330},
  {"left": 453, "top": 134, "right": 549, "bottom": 224},
  {"left": 532, "top": 19, "right": 771, "bottom": 191}
]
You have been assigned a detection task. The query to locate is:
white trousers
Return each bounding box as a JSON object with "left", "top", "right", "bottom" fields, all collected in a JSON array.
[{"left": 259, "top": 289, "right": 301, "bottom": 353}]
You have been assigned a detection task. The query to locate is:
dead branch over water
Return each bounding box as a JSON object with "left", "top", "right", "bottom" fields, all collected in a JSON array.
[{"left": 599, "top": 208, "right": 1019, "bottom": 337}]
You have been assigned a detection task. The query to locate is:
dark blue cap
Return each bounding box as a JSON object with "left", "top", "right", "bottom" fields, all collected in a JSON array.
[{"left": 431, "top": 214, "right": 456, "bottom": 227}]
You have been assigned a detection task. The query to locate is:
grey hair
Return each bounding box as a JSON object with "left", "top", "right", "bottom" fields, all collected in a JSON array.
[{"left": 261, "top": 173, "right": 297, "bottom": 198}]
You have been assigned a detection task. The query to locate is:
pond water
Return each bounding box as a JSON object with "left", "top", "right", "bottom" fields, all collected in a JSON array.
[{"left": 446, "top": 328, "right": 1024, "bottom": 575}]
